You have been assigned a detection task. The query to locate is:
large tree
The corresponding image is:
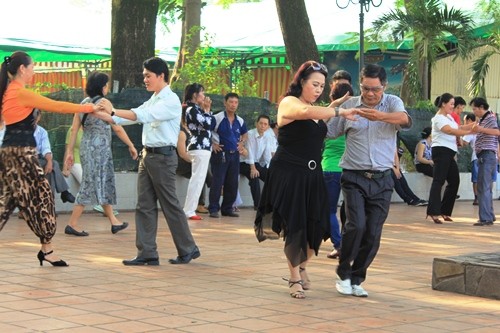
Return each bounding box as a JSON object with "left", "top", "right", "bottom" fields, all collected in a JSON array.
[
  {"left": 111, "top": 0, "right": 159, "bottom": 90},
  {"left": 373, "top": 0, "right": 475, "bottom": 103},
  {"left": 275, "top": 0, "right": 320, "bottom": 73}
]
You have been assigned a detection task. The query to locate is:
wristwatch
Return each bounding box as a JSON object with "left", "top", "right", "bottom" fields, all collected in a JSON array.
[
  {"left": 334, "top": 107, "right": 340, "bottom": 117},
  {"left": 111, "top": 108, "right": 116, "bottom": 116}
]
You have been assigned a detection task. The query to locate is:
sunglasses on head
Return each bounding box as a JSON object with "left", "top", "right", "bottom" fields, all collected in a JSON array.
[{"left": 308, "top": 61, "right": 328, "bottom": 74}]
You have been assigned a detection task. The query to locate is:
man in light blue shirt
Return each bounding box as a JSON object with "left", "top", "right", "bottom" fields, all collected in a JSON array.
[
  {"left": 327, "top": 64, "right": 412, "bottom": 297},
  {"left": 101, "top": 57, "right": 200, "bottom": 266},
  {"left": 33, "top": 110, "right": 75, "bottom": 203}
]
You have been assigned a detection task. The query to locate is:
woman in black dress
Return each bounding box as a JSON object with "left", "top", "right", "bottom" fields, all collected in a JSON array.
[{"left": 255, "top": 61, "right": 361, "bottom": 299}]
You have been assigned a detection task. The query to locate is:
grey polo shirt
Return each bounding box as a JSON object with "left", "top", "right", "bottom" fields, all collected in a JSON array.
[{"left": 327, "top": 94, "right": 412, "bottom": 171}]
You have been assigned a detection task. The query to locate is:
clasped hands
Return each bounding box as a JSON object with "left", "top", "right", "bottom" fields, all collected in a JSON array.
[{"left": 338, "top": 107, "right": 381, "bottom": 121}]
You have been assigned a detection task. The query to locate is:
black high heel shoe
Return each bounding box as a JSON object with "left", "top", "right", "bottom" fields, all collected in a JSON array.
[{"left": 37, "top": 250, "right": 69, "bottom": 267}]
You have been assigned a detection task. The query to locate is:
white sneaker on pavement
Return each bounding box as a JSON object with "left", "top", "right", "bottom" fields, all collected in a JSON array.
[
  {"left": 352, "top": 284, "right": 368, "bottom": 297},
  {"left": 336, "top": 276, "right": 352, "bottom": 295}
]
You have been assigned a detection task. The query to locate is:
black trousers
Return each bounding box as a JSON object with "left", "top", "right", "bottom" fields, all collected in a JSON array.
[
  {"left": 426, "top": 146, "right": 459, "bottom": 216},
  {"left": 239, "top": 162, "right": 267, "bottom": 208},
  {"left": 337, "top": 170, "right": 394, "bottom": 285}
]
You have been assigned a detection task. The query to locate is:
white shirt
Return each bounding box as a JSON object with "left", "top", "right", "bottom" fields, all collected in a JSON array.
[
  {"left": 463, "top": 133, "right": 477, "bottom": 161},
  {"left": 113, "top": 85, "right": 181, "bottom": 147},
  {"left": 242, "top": 128, "right": 276, "bottom": 168},
  {"left": 431, "top": 114, "right": 458, "bottom": 152}
]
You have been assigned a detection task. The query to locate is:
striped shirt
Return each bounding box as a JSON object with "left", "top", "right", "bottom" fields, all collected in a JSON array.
[{"left": 475, "top": 111, "right": 499, "bottom": 155}]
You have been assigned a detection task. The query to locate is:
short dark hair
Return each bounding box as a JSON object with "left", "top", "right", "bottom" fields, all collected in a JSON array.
[
  {"left": 434, "top": 93, "right": 454, "bottom": 108},
  {"left": 469, "top": 97, "right": 489, "bottom": 110},
  {"left": 454, "top": 96, "right": 466, "bottom": 107},
  {"left": 224, "top": 92, "right": 239, "bottom": 101},
  {"left": 85, "top": 71, "right": 109, "bottom": 98},
  {"left": 465, "top": 113, "right": 476, "bottom": 122},
  {"left": 143, "top": 57, "right": 169, "bottom": 82},
  {"left": 331, "top": 82, "right": 354, "bottom": 100},
  {"left": 331, "top": 70, "right": 352, "bottom": 84},
  {"left": 256, "top": 114, "right": 270, "bottom": 123},
  {"left": 360, "top": 64, "right": 387, "bottom": 85}
]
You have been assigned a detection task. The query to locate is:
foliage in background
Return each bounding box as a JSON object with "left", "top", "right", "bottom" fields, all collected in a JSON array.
[
  {"left": 411, "top": 99, "right": 436, "bottom": 113},
  {"left": 171, "top": 32, "right": 259, "bottom": 96},
  {"left": 372, "top": 0, "right": 476, "bottom": 103},
  {"left": 466, "top": 0, "right": 499, "bottom": 98},
  {"left": 32, "top": 82, "right": 69, "bottom": 94}
]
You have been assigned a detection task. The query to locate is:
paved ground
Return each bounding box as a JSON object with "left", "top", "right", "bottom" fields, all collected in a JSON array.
[{"left": 0, "top": 200, "right": 499, "bottom": 332}]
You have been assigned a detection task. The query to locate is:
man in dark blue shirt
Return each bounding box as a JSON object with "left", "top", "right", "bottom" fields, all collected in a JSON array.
[{"left": 209, "top": 93, "right": 248, "bottom": 218}]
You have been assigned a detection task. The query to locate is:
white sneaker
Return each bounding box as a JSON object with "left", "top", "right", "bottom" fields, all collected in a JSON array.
[
  {"left": 336, "top": 277, "right": 352, "bottom": 295},
  {"left": 352, "top": 284, "right": 368, "bottom": 297}
]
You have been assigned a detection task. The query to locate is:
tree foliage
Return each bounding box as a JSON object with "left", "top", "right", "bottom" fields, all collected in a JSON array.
[
  {"left": 372, "top": 0, "right": 476, "bottom": 103},
  {"left": 170, "top": 33, "right": 258, "bottom": 96}
]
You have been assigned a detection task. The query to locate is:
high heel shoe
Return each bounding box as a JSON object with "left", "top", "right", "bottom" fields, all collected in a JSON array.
[
  {"left": 426, "top": 215, "right": 443, "bottom": 224},
  {"left": 37, "top": 250, "right": 69, "bottom": 267},
  {"left": 441, "top": 215, "right": 453, "bottom": 222}
]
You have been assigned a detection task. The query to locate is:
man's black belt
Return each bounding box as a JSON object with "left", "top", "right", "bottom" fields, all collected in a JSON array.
[
  {"left": 144, "top": 146, "right": 176, "bottom": 155},
  {"left": 345, "top": 169, "right": 392, "bottom": 179}
]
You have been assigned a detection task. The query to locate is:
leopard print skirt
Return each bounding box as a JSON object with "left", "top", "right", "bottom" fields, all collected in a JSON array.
[{"left": 0, "top": 146, "right": 56, "bottom": 244}]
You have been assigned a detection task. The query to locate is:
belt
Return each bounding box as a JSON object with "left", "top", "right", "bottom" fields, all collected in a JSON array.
[
  {"left": 477, "top": 149, "right": 496, "bottom": 156},
  {"left": 144, "top": 146, "right": 176, "bottom": 155},
  {"left": 346, "top": 169, "right": 392, "bottom": 179},
  {"left": 224, "top": 150, "right": 237, "bottom": 154}
]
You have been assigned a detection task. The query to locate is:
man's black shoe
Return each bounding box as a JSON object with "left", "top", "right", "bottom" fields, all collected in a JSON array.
[
  {"left": 122, "top": 257, "right": 159, "bottom": 266},
  {"left": 221, "top": 211, "right": 239, "bottom": 217},
  {"left": 209, "top": 212, "right": 219, "bottom": 218},
  {"left": 61, "top": 191, "right": 75, "bottom": 203},
  {"left": 473, "top": 220, "right": 493, "bottom": 226},
  {"left": 168, "top": 246, "right": 201, "bottom": 264}
]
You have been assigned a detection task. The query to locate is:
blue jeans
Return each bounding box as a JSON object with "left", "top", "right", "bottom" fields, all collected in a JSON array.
[
  {"left": 324, "top": 171, "right": 341, "bottom": 249},
  {"left": 477, "top": 150, "right": 497, "bottom": 222}
]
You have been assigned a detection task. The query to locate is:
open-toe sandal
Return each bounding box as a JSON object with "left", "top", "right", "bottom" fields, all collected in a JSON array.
[
  {"left": 299, "top": 267, "right": 311, "bottom": 290},
  {"left": 283, "top": 278, "right": 305, "bottom": 299}
]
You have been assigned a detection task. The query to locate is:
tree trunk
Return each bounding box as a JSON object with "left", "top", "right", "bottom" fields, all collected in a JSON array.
[
  {"left": 170, "top": 0, "right": 202, "bottom": 84},
  {"left": 275, "top": 0, "right": 320, "bottom": 73},
  {"left": 111, "top": 0, "right": 159, "bottom": 90}
]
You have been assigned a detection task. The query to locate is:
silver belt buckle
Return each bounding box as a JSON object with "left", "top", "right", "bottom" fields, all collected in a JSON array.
[
  {"left": 364, "top": 171, "right": 373, "bottom": 179},
  {"left": 308, "top": 160, "right": 317, "bottom": 170}
]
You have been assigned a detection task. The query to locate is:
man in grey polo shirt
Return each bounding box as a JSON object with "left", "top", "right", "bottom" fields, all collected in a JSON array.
[
  {"left": 327, "top": 64, "right": 412, "bottom": 297},
  {"left": 100, "top": 57, "right": 200, "bottom": 265}
]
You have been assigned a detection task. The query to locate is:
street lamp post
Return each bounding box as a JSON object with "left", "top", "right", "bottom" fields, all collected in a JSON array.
[{"left": 336, "top": 0, "right": 382, "bottom": 74}]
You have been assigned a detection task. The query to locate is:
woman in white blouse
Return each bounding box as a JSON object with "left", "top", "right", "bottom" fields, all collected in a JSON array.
[{"left": 426, "top": 93, "right": 474, "bottom": 224}]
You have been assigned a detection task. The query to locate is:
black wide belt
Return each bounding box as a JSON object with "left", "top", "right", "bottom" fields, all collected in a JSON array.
[
  {"left": 346, "top": 169, "right": 392, "bottom": 179},
  {"left": 144, "top": 146, "right": 176, "bottom": 155}
]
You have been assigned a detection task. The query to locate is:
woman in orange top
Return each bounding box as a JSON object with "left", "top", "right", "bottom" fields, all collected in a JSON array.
[{"left": 0, "top": 51, "right": 98, "bottom": 267}]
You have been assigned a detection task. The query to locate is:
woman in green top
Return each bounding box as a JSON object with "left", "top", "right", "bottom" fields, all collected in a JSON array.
[{"left": 322, "top": 82, "right": 353, "bottom": 259}]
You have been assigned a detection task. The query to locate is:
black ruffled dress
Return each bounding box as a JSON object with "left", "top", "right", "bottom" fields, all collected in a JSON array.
[{"left": 255, "top": 119, "right": 330, "bottom": 266}]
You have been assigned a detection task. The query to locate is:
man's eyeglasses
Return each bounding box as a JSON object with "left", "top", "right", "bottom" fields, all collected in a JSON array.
[
  {"left": 308, "top": 61, "right": 328, "bottom": 74},
  {"left": 360, "top": 84, "right": 385, "bottom": 93}
]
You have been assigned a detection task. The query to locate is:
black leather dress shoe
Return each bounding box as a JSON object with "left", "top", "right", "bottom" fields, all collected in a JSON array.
[
  {"left": 64, "top": 225, "right": 89, "bottom": 236},
  {"left": 221, "top": 211, "right": 239, "bottom": 217},
  {"left": 111, "top": 222, "right": 129, "bottom": 234},
  {"left": 168, "top": 246, "right": 201, "bottom": 264},
  {"left": 122, "top": 257, "right": 159, "bottom": 266},
  {"left": 61, "top": 191, "right": 76, "bottom": 203}
]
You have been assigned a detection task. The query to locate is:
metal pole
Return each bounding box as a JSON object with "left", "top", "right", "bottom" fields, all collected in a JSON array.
[{"left": 359, "top": 2, "right": 365, "bottom": 75}]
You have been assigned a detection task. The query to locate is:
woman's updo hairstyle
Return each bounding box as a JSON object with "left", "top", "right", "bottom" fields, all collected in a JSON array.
[{"left": 434, "top": 93, "right": 454, "bottom": 108}]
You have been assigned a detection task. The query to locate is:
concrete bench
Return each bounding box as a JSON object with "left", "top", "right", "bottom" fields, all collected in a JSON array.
[{"left": 432, "top": 252, "right": 500, "bottom": 300}]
